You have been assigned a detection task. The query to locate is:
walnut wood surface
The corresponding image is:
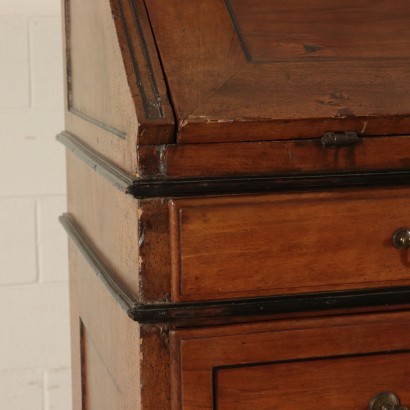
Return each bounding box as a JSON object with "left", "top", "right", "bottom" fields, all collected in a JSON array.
[
  {"left": 217, "top": 352, "right": 410, "bottom": 409},
  {"left": 64, "top": 1, "right": 410, "bottom": 408},
  {"left": 69, "top": 242, "right": 142, "bottom": 409},
  {"left": 65, "top": 0, "right": 139, "bottom": 172},
  {"left": 67, "top": 150, "right": 174, "bottom": 303},
  {"left": 68, "top": 241, "right": 171, "bottom": 410},
  {"left": 67, "top": 151, "right": 141, "bottom": 298},
  {"left": 228, "top": 0, "right": 410, "bottom": 62},
  {"left": 139, "top": 199, "right": 173, "bottom": 302},
  {"left": 138, "top": 135, "right": 410, "bottom": 178},
  {"left": 110, "top": 0, "right": 175, "bottom": 143},
  {"left": 145, "top": 0, "right": 410, "bottom": 143},
  {"left": 170, "top": 187, "right": 410, "bottom": 301},
  {"left": 171, "top": 310, "right": 410, "bottom": 409},
  {"left": 65, "top": 0, "right": 174, "bottom": 172}
]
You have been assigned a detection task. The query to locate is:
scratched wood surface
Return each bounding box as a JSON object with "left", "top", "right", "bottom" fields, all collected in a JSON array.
[
  {"left": 145, "top": 0, "right": 410, "bottom": 143},
  {"left": 66, "top": 0, "right": 174, "bottom": 173},
  {"left": 138, "top": 135, "right": 410, "bottom": 178},
  {"left": 171, "top": 310, "right": 410, "bottom": 409}
]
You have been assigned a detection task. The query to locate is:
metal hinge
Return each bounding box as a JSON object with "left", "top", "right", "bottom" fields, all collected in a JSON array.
[{"left": 321, "top": 131, "right": 360, "bottom": 148}]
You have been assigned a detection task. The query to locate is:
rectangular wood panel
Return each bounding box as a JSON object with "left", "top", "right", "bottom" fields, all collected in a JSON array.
[
  {"left": 145, "top": 0, "right": 410, "bottom": 143},
  {"left": 82, "top": 324, "right": 121, "bottom": 410},
  {"left": 170, "top": 187, "right": 410, "bottom": 301},
  {"left": 217, "top": 352, "right": 410, "bottom": 409},
  {"left": 227, "top": 0, "right": 410, "bottom": 62},
  {"left": 139, "top": 135, "right": 410, "bottom": 178},
  {"left": 172, "top": 311, "right": 410, "bottom": 409}
]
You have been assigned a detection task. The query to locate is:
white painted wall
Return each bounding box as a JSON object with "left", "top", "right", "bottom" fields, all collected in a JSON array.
[{"left": 0, "top": 1, "right": 71, "bottom": 409}]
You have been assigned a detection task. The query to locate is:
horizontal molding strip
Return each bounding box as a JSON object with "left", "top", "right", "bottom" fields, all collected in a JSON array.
[
  {"left": 60, "top": 213, "right": 137, "bottom": 314},
  {"left": 61, "top": 212, "right": 410, "bottom": 324},
  {"left": 57, "top": 131, "right": 410, "bottom": 199},
  {"left": 57, "top": 131, "right": 133, "bottom": 192}
]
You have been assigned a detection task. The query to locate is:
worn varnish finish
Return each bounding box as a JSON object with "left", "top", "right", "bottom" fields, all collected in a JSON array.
[
  {"left": 61, "top": 213, "right": 410, "bottom": 324},
  {"left": 217, "top": 352, "right": 410, "bottom": 409},
  {"left": 67, "top": 160, "right": 410, "bottom": 304},
  {"left": 170, "top": 187, "right": 410, "bottom": 301},
  {"left": 69, "top": 241, "right": 171, "bottom": 409},
  {"left": 68, "top": 242, "right": 142, "bottom": 409},
  {"left": 65, "top": 0, "right": 174, "bottom": 176},
  {"left": 145, "top": 0, "right": 410, "bottom": 143},
  {"left": 65, "top": 0, "right": 139, "bottom": 172},
  {"left": 67, "top": 150, "right": 174, "bottom": 303},
  {"left": 66, "top": 151, "right": 141, "bottom": 297},
  {"left": 62, "top": 0, "right": 410, "bottom": 408},
  {"left": 171, "top": 311, "right": 410, "bottom": 409},
  {"left": 138, "top": 135, "right": 410, "bottom": 178}
]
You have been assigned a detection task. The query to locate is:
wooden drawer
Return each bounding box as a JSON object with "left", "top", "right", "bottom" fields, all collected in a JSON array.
[
  {"left": 171, "top": 311, "right": 410, "bottom": 409},
  {"left": 170, "top": 187, "right": 410, "bottom": 301},
  {"left": 66, "top": 151, "right": 410, "bottom": 305}
]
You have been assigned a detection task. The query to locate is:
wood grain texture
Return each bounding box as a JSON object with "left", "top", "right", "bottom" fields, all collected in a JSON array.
[
  {"left": 68, "top": 241, "right": 142, "bottom": 409},
  {"left": 110, "top": 0, "right": 175, "bottom": 143},
  {"left": 67, "top": 151, "right": 141, "bottom": 298},
  {"left": 171, "top": 310, "right": 410, "bottom": 409},
  {"left": 140, "top": 325, "right": 172, "bottom": 409},
  {"left": 65, "top": 0, "right": 139, "bottom": 172},
  {"left": 138, "top": 135, "right": 410, "bottom": 178},
  {"left": 145, "top": 0, "right": 410, "bottom": 143},
  {"left": 217, "top": 352, "right": 410, "bottom": 409},
  {"left": 170, "top": 187, "right": 410, "bottom": 301},
  {"left": 68, "top": 240, "right": 172, "bottom": 410},
  {"left": 227, "top": 0, "right": 410, "bottom": 62},
  {"left": 65, "top": 0, "right": 174, "bottom": 179},
  {"left": 139, "top": 199, "right": 173, "bottom": 302},
  {"left": 67, "top": 150, "right": 175, "bottom": 303}
]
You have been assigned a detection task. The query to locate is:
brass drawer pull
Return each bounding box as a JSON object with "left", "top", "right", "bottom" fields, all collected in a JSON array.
[
  {"left": 369, "top": 392, "right": 408, "bottom": 410},
  {"left": 392, "top": 228, "right": 410, "bottom": 249}
]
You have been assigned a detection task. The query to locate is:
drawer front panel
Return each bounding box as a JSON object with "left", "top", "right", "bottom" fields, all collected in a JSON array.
[
  {"left": 170, "top": 187, "right": 410, "bottom": 301},
  {"left": 217, "top": 352, "right": 410, "bottom": 409},
  {"left": 171, "top": 311, "right": 410, "bottom": 409}
]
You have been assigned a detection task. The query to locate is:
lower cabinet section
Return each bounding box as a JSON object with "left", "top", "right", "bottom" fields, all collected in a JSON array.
[
  {"left": 69, "top": 232, "right": 410, "bottom": 409},
  {"left": 171, "top": 311, "right": 410, "bottom": 409}
]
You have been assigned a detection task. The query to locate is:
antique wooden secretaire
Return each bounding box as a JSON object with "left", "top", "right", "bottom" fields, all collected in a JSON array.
[{"left": 59, "top": 0, "right": 410, "bottom": 408}]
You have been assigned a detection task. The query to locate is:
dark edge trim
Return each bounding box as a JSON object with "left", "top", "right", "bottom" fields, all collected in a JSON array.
[
  {"left": 60, "top": 214, "right": 138, "bottom": 316},
  {"left": 64, "top": 0, "right": 72, "bottom": 112},
  {"left": 64, "top": 0, "right": 127, "bottom": 139},
  {"left": 61, "top": 213, "right": 410, "bottom": 324},
  {"left": 69, "top": 108, "right": 127, "bottom": 140},
  {"left": 58, "top": 131, "right": 410, "bottom": 199},
  {"left": 215, "top": 349, "right": 410, "bottom": 373},
  {"left": 127, "top": 171, "right": 410, "bottom": 198},
  {"left": 212, "top": 349, "right": 410, "bottom": 409},
  {"left": 223, "top": 0, "right": 253, "bottom": 62},
  {"left": 80, "top": 320, "right": 87, "bottom": 410},
  {"left": 57, "top": 131, "right": 133, "bottom": 193},
  {"left": 118, "top": 0, "right": 165, "bottom": 119}
]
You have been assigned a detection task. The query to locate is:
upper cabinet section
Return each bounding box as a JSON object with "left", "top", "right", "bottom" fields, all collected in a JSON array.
[
  {"left": 145, "top": 0, "right": 410, "bottom": 143},
  {"left": 65, "top": 0, "right": 175, "bottom": 146}
]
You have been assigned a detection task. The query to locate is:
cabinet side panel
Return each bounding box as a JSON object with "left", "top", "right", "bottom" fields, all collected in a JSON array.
[
  {"left": 68, "top": 241, "right": 142, "bottom": 410},
  {"left": 65, "top": 0, "right": 141, "bottom": 172},
  {"left": 67, "top": 151, "right": 140, "bottom": 298}
]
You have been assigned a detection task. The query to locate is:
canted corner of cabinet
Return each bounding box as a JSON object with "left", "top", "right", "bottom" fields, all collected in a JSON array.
[
  {"left": 64, "top": 0, "right": 175, "bottom": 147},
  {"left": 137, "top": 199, "right": 173, "bottom": 303}
]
